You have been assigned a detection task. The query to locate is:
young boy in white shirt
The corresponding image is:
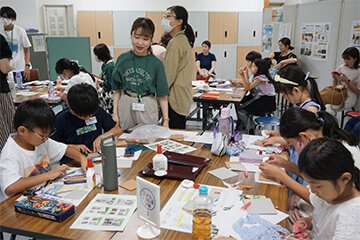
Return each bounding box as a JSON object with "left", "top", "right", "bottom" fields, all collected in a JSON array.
[{"left": 0, "top": 99, "right": 87, "bottom": 202}]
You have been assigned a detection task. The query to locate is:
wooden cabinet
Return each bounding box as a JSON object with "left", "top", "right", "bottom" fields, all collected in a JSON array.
[
  {"left": 236, "top": 46, "right": 261, "bottom": 79},
  {"left": 145, "top": 12, "right": 164, "bottom": 44},
  {"left": 78, "top": 11, "right": 113, "bottom": 46},
  {"left": 208, "top": 12, "right": 238, "bottom": 45},
  {"left": 113, "top": 11, "right": 145, "bottom": 47},
  {"left": 188, "top": 12, "right": 209, "bottom": 47},
  {"left": 211, "top": 45, "right": 237, "bottom": 79},
  {"left": 238, "top": 12, "right": 262, "bottom": 46}
]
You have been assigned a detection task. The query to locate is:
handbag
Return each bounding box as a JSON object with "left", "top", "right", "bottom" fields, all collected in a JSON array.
[
  {"left": 320, "top": 85, "right": 347, "bottom": 107},
  {"left": 211, "top": 131, "right": 228, "bottom": 156}
]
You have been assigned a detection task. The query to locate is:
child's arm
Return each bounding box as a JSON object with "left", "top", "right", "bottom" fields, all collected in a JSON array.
[
  {"left": 92, "top": 124, "right": 122, "bottom": 152},
  {"left": 64, "top": 146, "right": 87, "bottom": 172},
  {"left": 113, "top": 90, "right": 121, "bottom": 123},
  {"left": 4, "top": 165, "right": 68, "bottom": 197}
]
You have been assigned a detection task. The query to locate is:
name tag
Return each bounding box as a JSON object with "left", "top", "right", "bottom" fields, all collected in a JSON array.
[
  {"left": 132, "top": 102, "right": 145, "bottom": 112},
  {"left": 85, "top": 116, "right": 97, "bottom": 125}
]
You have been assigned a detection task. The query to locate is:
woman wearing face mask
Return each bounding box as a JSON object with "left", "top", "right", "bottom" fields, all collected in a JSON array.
[
  {"left": 163, "top": 6, "right": 195, "bottom": 129},
  {"left": 0, "top": 6, "right": 31, "bottom": 80},
  {"left": 55, "top": 58, "right": 96, "bottom": 101},
  {"left": 93, "top": 43, "right": 115, "bottom": 114},
  {"left": 270, "top": 37, "right": 297, "bottom": 70}
]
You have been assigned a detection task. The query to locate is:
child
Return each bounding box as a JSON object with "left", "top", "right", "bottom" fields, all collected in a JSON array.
[
  {"left": 290, "top": 138, "right": 360, "bottom": 239},
  {"left": 55, "top": 58, "right": 96, "bottom": 101},
  {"left": 93, "top": 43, "right": 115, "bottom": 114},
  {"left": 0, "top": 6, "right": 32, "bottom": 79},
  {"left": 231, "top": 51, "right": 262, "bottom": 84},
  {"left": 112, "top": 17, "right": 169, "bottom": 130},
  {"left": 0, "top": 99, "right": 87, "bottom": 202},
  {"left": 51, "top": 83, "right": 121, "bottom": 163}
]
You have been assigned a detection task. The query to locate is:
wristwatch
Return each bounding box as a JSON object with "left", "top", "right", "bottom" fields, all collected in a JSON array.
[{"left": 25, "top": 64, "right": 31, "bottom": 68}]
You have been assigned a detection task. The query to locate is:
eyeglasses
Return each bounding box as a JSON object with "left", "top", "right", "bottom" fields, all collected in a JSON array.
[
  {"left": 27, "top": 128, "right": 56, "bottom": 141},
  {"left": 163, "top": 14, "right": 176, "bottom": 19}
]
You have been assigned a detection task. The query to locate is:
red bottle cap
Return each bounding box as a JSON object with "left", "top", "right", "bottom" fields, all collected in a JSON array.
[
  {"left": 157, "top": 144, "right": 162, "bottom": 154},
  {"left": 259, "top": 150, "right": 263, "bottom": 155},
  {"left": 193, "top": 183, "right": 200, "bottom": 189},
  {"left": 87, "top": 157, "right": 93, "bottom": 168}
]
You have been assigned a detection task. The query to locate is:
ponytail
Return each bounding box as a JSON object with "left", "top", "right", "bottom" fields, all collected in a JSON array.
[
  {"left": 168, "top": 5, "right": 195, "bottom": 48},
  {"left": 307, "top": 77, "right": 325, "bottom": 110},
  {"left": 184, "top": 22, "right": 195, "bottom": 48}
]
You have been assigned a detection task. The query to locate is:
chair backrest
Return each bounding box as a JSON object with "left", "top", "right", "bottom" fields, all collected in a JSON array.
[{"left": 29, "top": 68, "right": 40, "bottom": 81}]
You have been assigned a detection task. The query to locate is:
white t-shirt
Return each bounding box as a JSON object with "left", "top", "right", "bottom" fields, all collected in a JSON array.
[
  {"left": 336, "top": 64, "right": 360, "bottom": 108},
  {"left": 342, "top": 142, "right": 360, "bottom": 169},
  {"left": 0, "top": 24, "right": 31, "bottom": 71},
  {"left": 0, "top": 134, "right": 67, "bottom": 202},
  {"left": 310, "top": 193, "right": 360, "bottom": 240},
  {"left": 64, "top": 72, "right": 96, "bottom": 94},
  {"left": 151, "top": 45, "right": 166, "bottom": 62}
]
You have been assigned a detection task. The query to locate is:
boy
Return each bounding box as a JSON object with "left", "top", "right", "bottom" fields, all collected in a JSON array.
[
  {"left": 51, "top": 83, "right": 121, "bottom": 163},
  {"left": 0, "top": 99, "right": 87, "bottom": 202},
  {"left": 0, "top": 6, "right": 32, "bottom": 80}
]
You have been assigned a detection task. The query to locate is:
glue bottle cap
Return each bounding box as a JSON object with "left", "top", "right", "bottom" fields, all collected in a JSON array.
[
  {"left": 157, "top": 144, "right": 162, "bottom": 154},
  {"left": 87, "top": 157, "right": 93, "bottom": 168}
]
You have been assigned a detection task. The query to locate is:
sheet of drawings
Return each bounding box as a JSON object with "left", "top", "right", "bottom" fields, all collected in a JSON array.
[
  {"left": 71, "top": 194, "right": 137, "bottom": 231},
  {"left": 145, "top": 139, "right": 196, "bottom": 154}
]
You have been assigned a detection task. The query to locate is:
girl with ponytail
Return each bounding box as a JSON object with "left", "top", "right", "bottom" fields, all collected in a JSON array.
[
  {"left": 285, "top": 138, "right": 360, "bottom": 239},
  {"left": 162, "top": 6, "right": 195, "bottom": 129}
]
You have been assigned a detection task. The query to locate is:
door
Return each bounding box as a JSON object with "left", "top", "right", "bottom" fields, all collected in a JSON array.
[
  {"left": 189, "top": 12, "right": 209, "bottom": 47},
  {"left": 210, "top": 45, "right": 224, "bottom": 78},
  {"left": 222, "top": 45, "right": 237, "bottom": 79},
  {"left": 238, "top": 12, "right": 254, "bottom": 46},
  {"left": 78, "top": 11, "right": 96, "bottom": 46},
  {"left": 223, "top": 12, "right": 238, "bottom": 44},
  {"left": 95, "top": 11, "right": 113, "bottom": 46},
  {"left": 208, "top": 13, "right": 224, "bottom": 44}
]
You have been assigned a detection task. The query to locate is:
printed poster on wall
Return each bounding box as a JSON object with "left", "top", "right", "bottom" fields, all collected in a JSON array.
[
  {"left": 300, "top": 22, "right": 331, "bottom": 60},
  {"left": 279, "top": 23, "right": 292, "bottom": 39},
  {"left": 271, "top": 7, "right": 284, "bottom": 22},
  {"left": 262, "top": 24, "right": 274, "bottom": 52},
  {"left": 350, "top": 21, "right": 360, "bottom": 50}
]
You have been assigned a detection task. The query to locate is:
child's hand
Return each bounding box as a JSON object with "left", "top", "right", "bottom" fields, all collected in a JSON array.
[
  {"left": 93, "top": 136, "right": 102, "bottom": 153},
  {"left": 259, "top": 162, "right": 284, "bottom": 181},
  {"left": 70, "top": 144, "right": 91, "bottom": 154},
  {"left": 267, "top": 154, "right": 288, "bottom": 168},
  {"left": 80, "top": 155, "right": 87, "bottom": 173},
  {"left": 238, "top": 67, "right": 246, "bottom": 77},
  {"left": 47, "top": 165, "right": 68, "bottom": 180}
]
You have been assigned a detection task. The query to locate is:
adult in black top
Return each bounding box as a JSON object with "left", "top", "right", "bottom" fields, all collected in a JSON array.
[
  {"left": 0, "top": 34, "right": 15, "bottom": 150},
  {"left": 270, "top": 37, "right": 297, "bottom": 70},
  {"left": 195, "top": 40, "right": 216, "bottom": 79}
]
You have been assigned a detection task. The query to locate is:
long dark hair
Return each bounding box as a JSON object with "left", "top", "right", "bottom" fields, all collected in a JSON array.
[
  {"left": 253, "top": 58, "right": 273, "bottom": 82},
  {"left": 167, "top": 6, "right": 195, "bottom": 48},
  {"left": 55, "top": 58, "right": 95, "bottom": 82},
  {"left": 299, "top": 138, "right": 360, "bottom": 191},
  {"left": 342, "top": 47, "right": 360, "bottom": 69},
  {"left": 276, "top": 65, "right": 325, "bottom": 110},
  {"left": 280, "top": 108, "right": 358, "bottom": 146},
  {"left": 279, "top": 37, "right": 294, "bottom": 50},
  {"left": 93, "top": 43, "right": 112, "bottom": 62}
]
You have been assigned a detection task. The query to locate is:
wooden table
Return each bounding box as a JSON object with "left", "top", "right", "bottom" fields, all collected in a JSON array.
[
  {"left": 0, "top": 140, "right": 287, "bottom": 240},
  {"left": 190, "top": 88, "right": 246, "bottom": 130},
  {"left": 13, "top": 86, "right": 63, "bottom": 106}
]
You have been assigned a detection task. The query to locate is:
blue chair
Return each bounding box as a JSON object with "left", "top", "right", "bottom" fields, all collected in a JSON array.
[{"left": 254, "top": 115, "right": 280, "bottom": 133}]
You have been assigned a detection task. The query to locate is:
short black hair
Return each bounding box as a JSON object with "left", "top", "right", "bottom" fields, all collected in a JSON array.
[
  {"left": 93, "top": 43, "right": 112, "bottom": 62},
  {"left": 245, "top": 51, "right": 262, "bottom": 62},
  {"left": 342, "top": 47, "right": 360, "bottom": 69},
  {"left": 67, "top": 83, "right": 99, "bottom": 117},
  {"left": 14, "top": 99, "right": 55, "bottom": 131},
  {"left": 202, "top": 40, "right": 211, "bottom": 49},
  {"left": 278, "top": 37, "right": 294, "bottom": 50},
  {"left": 0, "top": 6, "right": 17, "bottom": 20}
]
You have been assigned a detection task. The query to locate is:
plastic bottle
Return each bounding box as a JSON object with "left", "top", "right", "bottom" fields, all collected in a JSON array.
[
  {"left": 56, "top": 75, "right": 62, "bottom": 87},
  {"left": 15, "top": 71, "right": 22, "bottom": 90},
  {"left": 48, "top": 82, "right": 55, "bottom": 99},
  {"left": 192, "top": 186, "right": 212, "bottom": 240},
  {"left": 7, "top": 72, "right": 16, "bottom": 98},
  {"left": 86, "top": 157, "right": 96, "bottom": 189},
  {"left": 152, "top": 144, "right": 168, "bottom": 176}
]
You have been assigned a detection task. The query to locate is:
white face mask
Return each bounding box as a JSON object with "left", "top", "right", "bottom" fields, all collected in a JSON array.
[
  {"left": 1, "top": 18, "right": 12, "bottom": 27},
  {"left": 161, "top": 17, "right": 173, "bottom": 33}
]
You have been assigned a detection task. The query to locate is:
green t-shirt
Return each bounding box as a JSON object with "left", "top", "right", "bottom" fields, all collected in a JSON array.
[
  {"left": 112, "top": 51, "right": 169, "bottom": 96},
  {"left": 101, "top": 59, "right": 115, "bottom": 92}
]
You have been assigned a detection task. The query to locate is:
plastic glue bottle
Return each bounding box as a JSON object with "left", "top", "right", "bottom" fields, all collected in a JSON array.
[
  {"left": 152, "top": 144, "right": 168, "bottom": 177},
  {"left": 86, "top": 157, "right": 96, "bottom": 189}
]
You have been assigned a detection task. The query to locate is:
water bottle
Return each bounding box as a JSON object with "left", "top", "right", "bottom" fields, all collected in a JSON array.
[
  {"left": 15, "top": 71, "right": 22, "bottom": 90},
  {"left": 7, "top": 72, "right": 16, "bottom": 99},
  {"left": 192, "top": 186, "right": 212, "bottom": 240},
  {"left": 218, "top": 108, "right": 233, "bottom": 138},
  {"left": 48, "top": 82, "right": 55, "bottom": 99},
  {"left": 100, "top": 135, "right": 118, "bottom": 191}
]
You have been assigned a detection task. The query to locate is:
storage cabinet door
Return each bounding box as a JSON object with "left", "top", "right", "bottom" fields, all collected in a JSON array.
[
  {"left": 78, "top": 11, "right": 96, "bottom": 46},
  {"left": 208, "top": 13, "right": 224, "bottom": 44},
  {"left": 223, "top": 12, "right": 238, "bottom": 44},
  {"left": 238, "top": 12, "right": 254, "bottom": 46},
  {"left": 95, "top": 11, "right": 114, "bottom": 45},
  {"left": 251, "top": 12, "right": 262, "bottom": 46},
  {"left": 146, "top": 12, "right": 164, "bottom": 43},
  {"left": 222, "top": 45, "right": 237, "bottom": 79},
  {"left": 210, "top": 45, "right": 224, "bottom": 78},
  {"left": 189, "top": 12, "right": 209, "bottom": 47},
  {"left": 113, "top": 11, "right": 145, "bottom": 47}
]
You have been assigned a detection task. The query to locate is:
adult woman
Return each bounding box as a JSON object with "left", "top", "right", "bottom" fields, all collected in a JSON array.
[
  {"left": 93, "top": 43, "right": 115, "bottom": 114},
  {"left": 55, "top": 58, "right": 96, "bottom": 101},
  {"left": 195, "top": 40, "right": 216, "bottom": 80},
  {"left": 270, "top": 37, "right": 297, "bottom": 70},
  {"left": 328, "top": 47, "right": 360, "bottom": 111},
  {"left": 163, "top": 5, "right": 195, "bottom": 129}
]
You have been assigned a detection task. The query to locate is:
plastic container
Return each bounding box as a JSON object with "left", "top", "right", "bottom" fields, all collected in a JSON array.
[
  {"left": 15, "top": 71, "right": 22, "bottom": 90},
  {"left": 86, "top": 157, "right": 96, "bottom": 189},
  {"left": 48, "top": 82, "right": 55, "bottom": 99},
  {"left": 152, "top": 144, "right": 168, "bottom": 176},
  {"left": 192, "top": 186, "right": 211, "bottom": 240},
  {"left": 8, "top": 72, "right": 16, "bottom": 98}
]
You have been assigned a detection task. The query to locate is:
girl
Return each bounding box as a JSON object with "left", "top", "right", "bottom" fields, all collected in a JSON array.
[
  {"left": 238, "top": 58, "right": 276, "bottom": 116},
  {"left": 288, "top": 138, "right": 360, "bottom": 239},
  {"left": 93, "top": 43, "right": 115, "bottom": 114},
  {"left": 55, "top": 58, "right": 96, "bottom": 101},
  {"left": 163, "top": 5, "right": 195, "bottom": 129},
  {"left": 195, "top": 40, "right": 217, "bottom": 80},
  {"left": 270, "top": 37, "right": 297, "bottom": 70},
  {"left": 328, "top": 47, "right": 360, "bottom": 112},
  {"left": 112, "top": 17, "right": 169, "bottom": 130}
]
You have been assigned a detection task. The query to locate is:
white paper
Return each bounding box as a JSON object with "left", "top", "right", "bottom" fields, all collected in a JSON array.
[
  {"left": 230, "top": 156, "right": 239, "bottom": 162},
  {"left": 16, "top": 91, "right": 39, "bottom": 96},
  {"left": 184, "top": 131, "right": 213, "bottom": 144},
  {"left": 145, "top": 139, "right": 196, "bottom": 154},
  {"left": 39, "top": 94, "right": 61, "bottom": 101},
  {"left": 261, "top": 210, "right": 289, "bottom": 224},
  {"left": 32, "top": 35, "right": 46, "bottom": 52},
  {"left": 241, "top": 134, "right": 280, "bottom": 153},
  {"left": 167, "top": 129, "right": 199, "bottom": 139},
  {"left": 117, "top": 159, "right": 133, "bottom": 168},
  {"left": 118, "top": 133, "right": 130, "bottom": 139},
  {"left": 242, "top": 163, "right": 261, "bottom": 173},
  {"left": 255, "top": 172, "right": 282, "bottom": 186},
  {"left": 70, "top": 194, "right": 137, "bottom": 231},
  {"left": 208, "top": 167, "right": 238, "bottom": 180}
]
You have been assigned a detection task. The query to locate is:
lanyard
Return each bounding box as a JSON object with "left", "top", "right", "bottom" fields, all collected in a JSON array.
[
  {"left": 5, "top": 29, "right": 13, "bottom": 50},
  {"left": 131, "top": 52, "right": 149, "bottom": 102}
]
